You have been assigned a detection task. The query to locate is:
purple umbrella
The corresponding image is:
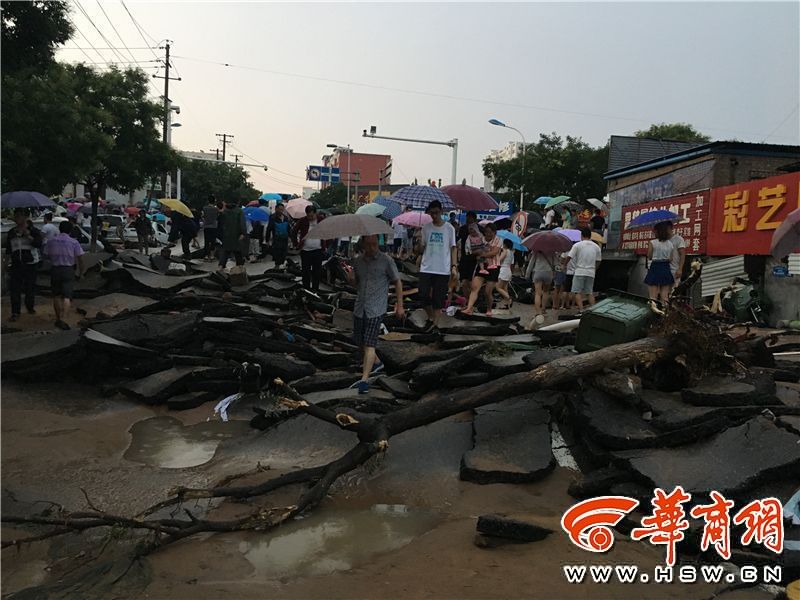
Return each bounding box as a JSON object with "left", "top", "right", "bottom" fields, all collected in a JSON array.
[
  {"left": 553, "top": 227, "right": 581, "bottom": 242},
  {"left": 440, "top": 184, "right": 499, "bottom": 211},
  {"left": 390, "top": 185, "right": 455, "bottom": 211},
  {"left": 1, "top": 191, "right": 56, "bottom": 209},
  {"left": 522, "top": 230, "right": 573, "bottom": 253}
]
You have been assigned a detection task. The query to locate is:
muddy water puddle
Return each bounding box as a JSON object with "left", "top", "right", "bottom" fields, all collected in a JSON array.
[
  {"left": 238, "top": 504, "right": 440, "bottom": 579},
  {"left": 124, "top": 416, "right": 250, "bottom": 468}
]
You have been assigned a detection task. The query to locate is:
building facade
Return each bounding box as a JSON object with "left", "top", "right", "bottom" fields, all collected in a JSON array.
[
  {"left": 483, "top": 141, "right": 523, "bottom": 193},
  {"left": 323, "top": 150, "right": 392, "bottom": 188}
]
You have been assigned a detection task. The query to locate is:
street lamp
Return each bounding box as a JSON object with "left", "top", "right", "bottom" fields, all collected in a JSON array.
[
  {"left": 489, "top": 118, "right": 526, "bottom": 211},
  {"left": 327, "top": 143, "right": 352, "bottom": 208}
]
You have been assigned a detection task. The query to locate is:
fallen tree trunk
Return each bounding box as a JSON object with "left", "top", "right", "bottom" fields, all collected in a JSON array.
[{"left": 2, "top": 336, "right": 673, "bottom": 553}]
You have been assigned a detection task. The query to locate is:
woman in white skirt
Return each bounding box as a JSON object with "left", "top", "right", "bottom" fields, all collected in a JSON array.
[{"left": 496, "top": 237, "right": 514, "bottom": 309}]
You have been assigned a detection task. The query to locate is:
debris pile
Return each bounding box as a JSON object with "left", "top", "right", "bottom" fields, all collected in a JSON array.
[{"left": 2, "top": 248, "right": 799, "bottom": 583}]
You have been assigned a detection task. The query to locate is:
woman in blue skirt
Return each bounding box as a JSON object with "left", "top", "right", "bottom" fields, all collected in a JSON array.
[{"left": 644, "top": 222, "right": 676, "bottom": 303}]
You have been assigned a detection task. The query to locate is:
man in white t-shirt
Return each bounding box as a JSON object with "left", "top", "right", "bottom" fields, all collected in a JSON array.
[
  {"left": 562, "top": 228, "right": 602, "bottom": 310},
  {"left": 666, "top": 224, "right": 687, "bottom": 283},
  {"left": 41, "top": 212, "right": 59, "bottom": 244},
  {"left": 543, "top": 208, "right": 556, "bottom": 229},
  {"left": 417, "top": 200, "right": 457, "bottom": 328}
]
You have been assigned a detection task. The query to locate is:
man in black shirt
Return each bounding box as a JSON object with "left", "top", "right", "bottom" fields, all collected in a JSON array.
[
  {"left": 4, "top": 209, "right": 43, "bottom": 321},
  {"left": 590, "top": 209, "right": 605, "bottom": 233}
]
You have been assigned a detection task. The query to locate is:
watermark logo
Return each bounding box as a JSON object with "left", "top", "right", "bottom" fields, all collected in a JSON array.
[
  {"left": 561, "top": 487, "right": 784, "bottom": 567},
  {"left": 561, "top": 496, "right": 640, "bottom": 553}
]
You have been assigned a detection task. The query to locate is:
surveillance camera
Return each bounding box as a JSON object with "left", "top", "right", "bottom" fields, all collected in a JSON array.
[
  {"left": 370, "top": 126, "right": 377, "bottom": 135},
  {"left": 172, "top": 105, "right": 181, "bottom": 114},
  {"left": 363, "top": 129, "right": 367, "bottom": 136},
  {"left": 263, "top": 166, "right": 269, "bottom": 172}
]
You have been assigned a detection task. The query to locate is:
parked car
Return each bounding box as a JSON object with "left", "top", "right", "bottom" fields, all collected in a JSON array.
[
  {"left": 1, "top": 216, "right": 103, "bottom": 254},
  {"left": 121, "top": 220, "right": 170, "bottom": 247}
]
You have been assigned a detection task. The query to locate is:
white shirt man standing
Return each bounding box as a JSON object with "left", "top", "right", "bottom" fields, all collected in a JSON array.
[
  {"left": 562, "top": 227, "right": 602, "bottom": 310},
  {"left": 417, "top": 199, "right": 457, "bottom": 329},
  {"left": 666, "top": 223, "right": 687, "bottom": 283}
]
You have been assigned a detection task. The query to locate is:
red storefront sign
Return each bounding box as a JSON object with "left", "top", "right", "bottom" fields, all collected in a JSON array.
[
  {"left": 707, "top": 172, "right": 800, "bottom": 255},
  {"left": 620, "top": 191, "right": 710, "bottom": 255}
]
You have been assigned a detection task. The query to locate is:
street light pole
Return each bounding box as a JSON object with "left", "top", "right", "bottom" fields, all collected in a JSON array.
[
  {"left": 363, "top": 128, "right": 458, "bottom": 185},
  {"left": 489, "top": 119, "right": 526, "bottom": 211}
]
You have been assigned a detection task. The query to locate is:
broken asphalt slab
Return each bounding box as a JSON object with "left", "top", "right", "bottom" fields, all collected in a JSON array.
[
  {"left": 612, "top": 416, "right": 800, "bottom": 495},
  {"left": 476, "top": 514, "right": 553, "bottom": 543},
  {"left": 681, "top": 375, "right": 778, "bottom": 406},
  {"left": 91, "top": 311, "right": 200, "bottom": 349},
  {"left": 461, "top": 396, "right": 554, "bottom": 484},
  {"left": 1, "top": 330, "right": 83, "bottom": 373},
  {"left": 76, "top": 293, "right": 157, "bottom": 319},
  {"left": 119, "top": 366, "right": 211, "bottom": 404},
  {"left": 574, "top": 389, "right": 731, "bottom": 450}
]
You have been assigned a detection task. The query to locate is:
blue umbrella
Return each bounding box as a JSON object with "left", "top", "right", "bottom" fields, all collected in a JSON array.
[
  {"left": 1, "top": 191, "right": 56, "bottom": 209},
  {"left": 260, "top": 192, "right": 283, "bottom": 202},
  {"left": 627, "top": 209, "right": 681, "bottom": 230},
  {"left": 534, "top": 196, "right": 552, "bottom": 206},
  {"left": 151, "top": 213, "right": 167, "bottom": 222},
  {"left": 390, "top": 185, "right": 455, "bottom": 211},
  {"left": 496, "top": 229, "right": 528, "bottom": 252},
  {"left": 374, "top": 195, "right": 403, "bottom": 220},
  {"left": 244, "top": 207, "right": 269, "bottom": 222}
]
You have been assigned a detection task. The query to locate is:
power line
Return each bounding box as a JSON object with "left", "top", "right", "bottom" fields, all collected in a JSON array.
[
  {"left": 73, "top": 0, "right": 130, "bottom": 65},
  {"left": 761, "top": 104, "right": 799, "bottom": 143},
  {"left": 59, "top": 46, "right": 157, "bottom": 50},
  {"left": 64, "top": 15, "right": 105, "bottom": 63},
  {"left": 172, "top": 53, "right": 797, "bottom": 141},
  {"left": 229, "top": 143, "right": 307, "bottom": 181},
  {"left": 120, "top": 0, "right": 159, "bottom": 47},
  {"left": 95, "top": 0, "right": 141, "bottom": 64}
]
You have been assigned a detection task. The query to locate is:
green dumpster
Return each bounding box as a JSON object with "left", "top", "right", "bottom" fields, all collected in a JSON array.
[{"left": 575, "top": 290, "right": 653, "bottom": 353}]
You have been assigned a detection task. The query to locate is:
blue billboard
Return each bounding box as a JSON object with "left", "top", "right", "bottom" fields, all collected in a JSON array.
[{"left": 307, "top": 166, "right": 341, "bottom": 183}]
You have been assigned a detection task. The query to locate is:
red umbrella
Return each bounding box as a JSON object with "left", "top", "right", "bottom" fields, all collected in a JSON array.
[
  {"left": 124, "top": 206, "right": 140, "bottom": 215},
  {"left": 440, "top": 184, "right": 499, "bottom": 211},
  {"left": 770, "top": 207, "right": 800, "bottom": 259},
  {"left": 247, "top": 200, "right": 260, "bottom": 207},
  {"left": 522, "top": 230, "right": 573, "bottom": 254}
]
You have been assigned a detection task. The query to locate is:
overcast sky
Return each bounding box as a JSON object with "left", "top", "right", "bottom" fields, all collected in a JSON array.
[{"left": 59, "top": 1, "right": 800, "bottom": 194}]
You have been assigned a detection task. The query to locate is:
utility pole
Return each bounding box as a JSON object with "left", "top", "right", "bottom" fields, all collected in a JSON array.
[
  {"left": 363, "top": 128, "right": 458, "bottom": 185},
  {"left": 232, "top": 154, "right": 243, "bottom": 166},
  {"left": 153, "top": 41, "right": 181, "bottom": 196},
  {"left": 209, "top": 148, "right": 220, "bottom": 160},
  {"left": 216, "top": 133, "right": 234, "bottom": 161}
]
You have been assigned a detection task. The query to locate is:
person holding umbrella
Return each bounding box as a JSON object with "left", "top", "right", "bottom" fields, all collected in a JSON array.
[
  {"left": 644, "top": 222, "right": 677, "bottom": 303},
  {"left": 218, "top": 200, "right": 247, "bottom": 270},
  {"left": 293, "top": 205, "right": 326, "bottom": 292},
  {"left": 265, "top": 202, "right": 290, "bottom": 269},
  {"left": 4, "top": 208, "right": 43, "bottom": 321},
  {"left": 346, "top": 234, "right": 405, "bottom": 394}
]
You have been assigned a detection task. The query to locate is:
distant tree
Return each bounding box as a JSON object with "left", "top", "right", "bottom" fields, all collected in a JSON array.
[
  {"left": 179, "top": 159, "right": 261, "bottom": 209},
  {"left": 483, "top": 133, "right": 609, "bottom": 205},
  {"left": 1, "top": 0, "right": 72, "bottom": 73},
  {"left": 634, "top": 122, "right": 711, "bottom": 143},
  {"left": 70, "top": 65, "right": 177, "bottom": 248},
  {"left": 309, "top": 183, "right": 347, "bottom": 210},
  {"left": 1, "top": 1, "right": 80, "bottom": 192}
]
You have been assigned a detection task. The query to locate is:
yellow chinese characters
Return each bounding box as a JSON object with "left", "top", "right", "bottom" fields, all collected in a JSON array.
[
  {"left": 722, "top": 191, "right": 749, "bottom": 232},
  {"left": 755, "top": 184, "right": 786, "bottom": 231}
]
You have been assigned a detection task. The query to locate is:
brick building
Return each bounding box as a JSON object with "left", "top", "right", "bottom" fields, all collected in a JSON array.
[
  {"left": 323, "top": 150, "right": 392, "bottom": 188},
  {"left": 604, "top": 141, "right": 800, "bottom": 248}
]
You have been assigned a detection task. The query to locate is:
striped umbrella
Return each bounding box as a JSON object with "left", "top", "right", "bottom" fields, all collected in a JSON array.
[
  {"left": 390, "top": 185, "right": 455, "bottom": 211},
  {"left": 374, "top": 195, "right": 403, "bottom": 220}
]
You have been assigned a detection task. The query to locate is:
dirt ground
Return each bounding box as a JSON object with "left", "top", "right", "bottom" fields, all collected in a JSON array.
[{"left": 0, "top": 291, "right": 778, "bottom": 599}]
